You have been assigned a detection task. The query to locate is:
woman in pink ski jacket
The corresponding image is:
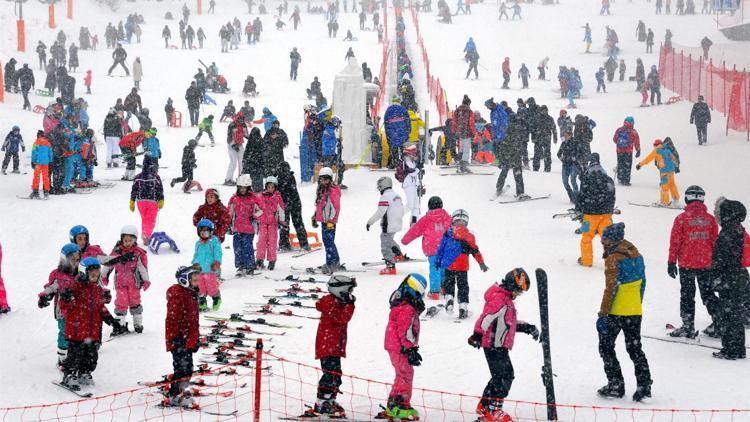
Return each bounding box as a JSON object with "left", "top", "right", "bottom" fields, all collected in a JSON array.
[{"left": 401, "top": 196, "right": 451, "bottom": 297}]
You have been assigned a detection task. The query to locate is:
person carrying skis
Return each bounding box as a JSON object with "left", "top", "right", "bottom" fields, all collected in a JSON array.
[
  {"left": 164, "top": 266, "right": 201, "bottom": 408},
  {"left": 228, "top": 174, "right": 261, "bottom": 277},
  {"left": 667, "top": 185, "right": 720, "bottom": 338},
  {"left": 255, "top": 177, "right": 286, "bottom": 270},
  {"left": 130, "top": 157, "right": 165, "bottom": 243},
  {"left": 30, "top": 130, "right": 54, "bottom": 199},
  {"left": 401, "top": 196, "right": 451, "bottom": 300},
  {"left": 596, "top": 222, "right": 653, "bottom": 401},
  {"left": 191, "top": 219, "right": 222, "bottom": 311},
  {"left": 313, "top": 167, "right": 342, "bottom": 274},
  {"left": 303, "top": 275, "right": 357, "bottom": 418},
  {"left": 2, "top": 126, "right": 25, "bottom": 175},
  {"left": 710, "top": 199, "right": 749, "bottom": 360},
  {"left": 434, "top": 209, "right": 488, "bottom": 318},
  {"left": 170, "top": 139, "right": 198, "bottom": 192},
  {"left": 38, "top": 243, "right": 81, "bottom": 369},
  {"left": 276, "top": 161, "right": 310, "bottom": 252},
  {"left": 612, "top": 116, "right": 640, "bottom": 186},
  {"left": 192, "top": 189, "right": 231, "bottom": 243},
  {"left": 102, "top": 225, "right": 150, "bottom": 335},
  {"left": 452, "top": 95, "right": 477, "bottom": 174},
  {"left": 195, "top": 114, "right": 215, "bottom": 146},
  {"left": 577, "top": 153, "right": 616, "bottom": 267},
  {"left": 378, "top": 273, "right": 427, "bottom": 421},
  {"left": 58, "top": 257, "right": 121, "bottom": 390},
  {"left": 635, "top": 139, "right": 680, "bottom": 206},
  {"left": 367, "top": 177, "right": 406, "bottom": 275},
  {"left": 469, "top": 268, "right": 539, "bottom": 422}
]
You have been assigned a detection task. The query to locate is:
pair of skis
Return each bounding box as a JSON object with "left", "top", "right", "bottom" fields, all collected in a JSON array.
[{"left": 205, "top": 313, "right": 303, "bottom": 329}]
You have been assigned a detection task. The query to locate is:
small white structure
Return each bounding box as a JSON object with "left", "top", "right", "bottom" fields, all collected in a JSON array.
[{"left": 333, "top": 57, "right": 380, "bottom": 164}]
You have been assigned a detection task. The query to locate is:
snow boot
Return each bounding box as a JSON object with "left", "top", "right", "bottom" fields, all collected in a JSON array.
[
  {"left": 244, "top": 268, "right": 256, "bottom": 276},
  {"left": 668, "top": 324, "right": 697, "bottom": 338},
  {"left": 458, "top": 303, "right": 468, "bottom": 319},
  {"left": 235, "top": 269, "right": 245, "bottom": 278},
  {"left": 702, "top": 322, "right": 721, "bottom": 338},
  {"left": 632, "top": 383, "right": 652, "bottom": 402},
  {"left": 212, "top": 296, "right": 222, "bottom": 312},
  {"left": 133, "top": 314, "right": 144, "bottom": 333},
  {"left": 712, "top": 350, "right": 745, "bottom": 360},
  {"left": 577, "top": 257, "right": 592, "bottom": 267},
  {"left": 268, "top": 261, "right": 276, "bottom": 270},
  {"left": 256, "top": 259, "right": 265, "bottom": 269},
  {"left": 199, "top": 297, "right": 208, "bottom": 312},
  {"left": 445, "top": 295, "right": 454, "bottom": 313},
  {"left": 597, "top": 381, "right": 625, "bottom": 398},
  {"left": 112, "top": 315, "right": 130, "bottom": 336},
  {"left": 43, "top": 190, "right": 50, "bottom": 199}
]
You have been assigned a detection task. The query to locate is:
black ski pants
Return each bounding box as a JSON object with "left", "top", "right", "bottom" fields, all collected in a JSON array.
[
  {"left": 290, "top": 65, "right": 298, "bottom": 81},
  {"left": 318, "top": 356, "right": 342, "bottom": 400},
  {"left": 532, "top": 139, "right": 551, "bottom": 172},
  {"left": 169, "top": 346, "right": 195, "bottom": 397},
  {"left": 51, "top": 155, "right": 66, "bottom": 193},
  {"left": 718, "top": 288, "right": 747, "bottom": 358},
  {"left": 598, "top": 315, "right": 652, "bottom": 387},
  {"left": 695, "top": 124, "right": 708, "bottom": 145},
  {"left": 679, "top": 268, "right": 719, "bottom": 327},
  {"left": 279, "top": 205, "right": 309, "bottom": 250},
  {"left": 65, "top": 341, "right": 99, "bottom": 375},
  {"left": 2, "top": 151, "right": 20, "bottom": 171},
  {"left": 616, "top": 153, "right": 632, "bottom": 185},
  {"left": 108, "top": 59, "right": 130, "bottom": 76},
  {"left": 466, "top": 62, "right": 478, "bottom": 79},
  {"left": 496, "top": 165, "right": 525, "bottom": 196},
  {"left": 443, "top": 270, "right": 469, "bottom": 304},
  {"left": 481, "top": 347, "right": 514, "bottom": 406},
  {"left": 171, "top": 167, "right": 194, "bottom": 188},
  {"left": 188, "top": 107, "right": 199, "bottom": 127}
]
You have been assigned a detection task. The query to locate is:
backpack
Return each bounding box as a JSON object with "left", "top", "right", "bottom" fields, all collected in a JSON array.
[
  {"left": 616, "top": 128, "right": 630, "bottom": 149},
  {"left": 394, "top": 159, "right": 407, "bottom": 183},
  {"left": 742, "top": 230, "right": 750, "bottom": 268}
]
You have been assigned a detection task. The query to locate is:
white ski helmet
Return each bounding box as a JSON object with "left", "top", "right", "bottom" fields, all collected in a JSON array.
[
  {"left": 264, "top": 176, "right": 279, "bottom": 187},
  {"left": 451, "top": 209, "right": 469, "bottom": 225},
  {"left": 319, "top": 167, "right": 334, "bottom": 178},
  {"left": 236, "top": 174, "right": 252, "bottom": 187},
  {"left": 327, "top": 275, "right": 357, "bottom": 301},
  {"left": 377, "top": 176, "right": 393, "bottom": 192},
  {"left": 121, "top": 225, "right": 139, "bottom": 239}
]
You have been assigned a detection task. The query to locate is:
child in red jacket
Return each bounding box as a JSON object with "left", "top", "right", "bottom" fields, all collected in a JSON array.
[
  {"left": 59, "top": 258, "right": 122, "bottom": 390},
  {"left": 84, "top": 70, "right": 92, "bottom": 94},
  {"left": 303, "top": 275, "right": 356, "bottom": 418},
  {"left": 435, "top": 209, "right": 488, "bottom": 319}
]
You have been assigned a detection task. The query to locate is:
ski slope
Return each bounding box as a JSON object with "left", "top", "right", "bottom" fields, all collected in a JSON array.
[{"left": 0, "top": 0, "right": 749, "bottom": 420}]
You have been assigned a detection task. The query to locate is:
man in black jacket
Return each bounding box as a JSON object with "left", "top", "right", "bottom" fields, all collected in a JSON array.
[
  {"left": 262, "top": 120, "right": 288, "bottom": 177},
  {"left": 711, "top": 199, "right": 748, "bottom": 360},
  {"left": 185, "top": 81, "right": 202, "bottom": 126},
  {"left": 494, "top": 113, "right": 527, "bottom": 199},
  {"left": 103, "top": 110, "right": 124, "bottom": 168},
  {"left": 17, "top": 64, "right": 35, "bottom": 111},
  {"left": 276, "top": 161, "right": 310, "bottom": 252},
  {"left": 531, "top": 105, "right": 558, "bottom": 172},
  {"left": 576, "top": 153, "right": 616, "bottom": 267},
  {"left": 690, "top": 95, "right": 711, "bottom": 145},
  {"left": 108, "top": 43, "right": 130, "bottom": 76}
]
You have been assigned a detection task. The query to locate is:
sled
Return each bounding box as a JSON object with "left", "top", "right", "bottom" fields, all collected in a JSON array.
[
  {"left": 148, "top": 231, "right": 180, "bottom": 254},
  {"left": 202, "top": 94, "right": 217, "bottom": 105},
  {"left": 32, "top": 105, "right": 47, "bottom": 114},
  {"left": 666, "top": 95, "right": 682, "bottom": 104}
]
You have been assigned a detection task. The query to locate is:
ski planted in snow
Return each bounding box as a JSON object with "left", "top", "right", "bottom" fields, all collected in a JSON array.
[{"left": 535, "top": 268, "right": 557, "bottom": 421}]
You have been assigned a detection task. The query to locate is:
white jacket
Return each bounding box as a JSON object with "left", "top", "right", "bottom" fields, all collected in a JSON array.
[
  {"left": 367, "top": 188, "right": 404, "bottom": 233},
  {"left": 402, "top": 156, "right": 419, "bottom": 189}
]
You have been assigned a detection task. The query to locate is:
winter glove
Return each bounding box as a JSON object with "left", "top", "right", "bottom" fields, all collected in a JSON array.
[
  {"left": 211, "top": 261, "right": 221, "bottom": 272},
  {"left": 596, "top": 316, "right": 609, "bottom": 335},
  {"left": 60, "top": 288, "right": 74, "bottom": 303},
  {"left": 527, "top": 326, "right": 540, "bottom": 341},
  {"left": 635, "top": 164, "right": 641, "bottom": 170},
  {"left": 365, "top": 224, "right": 370, "bottom": 231},
  {"left": 157, "top": 200, "right": 164, "bottom": 209},
  {"left": 129, "top": 200, "right": 136, "bottom": 212},
  {"left": 467, "top": 332, "right": 482, "bottom": 349},
  {"left": 667, "top": 262, "right": 678, "bottom": 279},
  {"left": 141, "top": 280, "right": 151, "bottom": 291},
  {"left": 22, "top": 146, "right": 25, "bottom": 152},
  {"left": 326, "top": 222, "right": 335, "bottom": 229},
  {"left": 38, "top": 295, "right": 51, "bottom": 308},
  {"left": 635, "top": 150, "right": 641, "bottom": 158},
  {"left": 402, "top": 346, "right": 422, "bottom": 366},
  {"left": 479, "top": 263, "right": 489, "bottom": 272}
]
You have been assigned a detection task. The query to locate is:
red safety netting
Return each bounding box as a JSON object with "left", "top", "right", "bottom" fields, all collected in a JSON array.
[
  {"left": 370, "top": 0, "right": 391, "bottom": 122},
  {"left": 659, "top": 45, "right": 750, "bottom": 139},
  {"left": 408, "top": 6, "right": 449, "bottom": 125}
]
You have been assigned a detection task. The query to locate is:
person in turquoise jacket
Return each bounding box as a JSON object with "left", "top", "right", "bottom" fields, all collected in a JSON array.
[
  {"left": 62, "top": 131, "right": 83, "bottom": 192},
  {"left": 192, "top": 219, "right": 223, "bottom": 311}
]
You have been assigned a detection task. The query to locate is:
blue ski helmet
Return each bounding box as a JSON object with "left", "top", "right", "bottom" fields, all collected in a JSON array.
[
  {"left": 175, "top": 266, "right": 200, "bottom": 289},
  {"left": 402, "top": 273, "right": 427, "bottom": 298},
  {"left": 69, "top": 225, "right": 89, "bottom": 243},
  {"left": 61, "top": 243, "right": 81, "bottom": 257},
  {"left": 78, "top": 257, "right": 102, "bottom": 282},
  {"left": 197, "top": 218, "right": 215, "bottom": 235}
]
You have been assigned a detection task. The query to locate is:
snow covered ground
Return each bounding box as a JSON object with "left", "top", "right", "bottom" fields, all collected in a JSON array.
[{"left": 0, "top": 0, "right": 749, "bottom": 420}]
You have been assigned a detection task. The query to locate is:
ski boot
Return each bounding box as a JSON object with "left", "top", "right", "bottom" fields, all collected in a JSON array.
[
  {"left": 78, "top": 373, "right": 94, "bottom": 386},
  {"left": 387, "top": 404, "right": 419, "bottom": 420},
  {"left": 597, "top": 380, "right": 625, "bottom": 398},
  {"left": 515, "top": 193, "right": 531, "bottom": 201},
  {"left": 133, "top": 314, "right": 144, "bottom": 333},
  {"left": 29, "top": 190, "right": 40, "bottom": 199},
  {"left": 235, "top": 269, "right": 245, "bottom": 278},
  {"left": 668, "top": 324, "right": 697, "bottom": 338},
  {"left": 632, "top": 383, "right": 652, "bottom": 402},
  {"left": 379, "top": 263, "right": 397, "bottom": 275},
  {"left": 712, "top": 350, "right": 745, "bottom": 360},
  {"left": 427, "top": 292, "right": 440, "bottom": 301},
  {"left": 111, "top": 321, "right": 130, "bottom": 336},
  {"left": 268, "top": 261, "right": 276, "bottom": 270},
  {"left": 445, "top": 295, "right": 455, "bottom": 313},
  {"left": 212, "top": 297, "right": 222, "bottom": 312},
  {"left": 256, "top": 259, "right": 265, "bottom": 269},
  {"left": 164, "top": 392, "right": 197, "bottom": 409},
  {"left": 702, "top": 322, "right": 721, "bottom": 338},
  {"left": 458, "top": 303, "right": 468, "bottom": 319},
  {"left": 577, "top": 257, "right": 592, "bottom": 267},
  {"left": 245, "top": 268, "right": 256, "bottom": 276},
  {"left": 43, "top": 190, "right": 50, "bottom": 199},
  {"left": 61, "top": 373, "right": 81, "bottom": 391},
  {"left": 476, "top": 400, "right": 512, "bottom": 422}
]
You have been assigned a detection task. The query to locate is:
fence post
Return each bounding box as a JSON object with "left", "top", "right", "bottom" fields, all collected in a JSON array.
[
  {"left": 67, "top": 0, "right": 73, "bottom": 19},
  {"left": 254, "top": 338, "right": 264, "bottom": 422},
  {"left": 688, "top": 54, "right": 693, "bottom": 101},
  {"left": 709, "top": 59, "right": 713, "bottom": 107},
  {"left": 0, "top": 63, "right": 4, "bottom": 103},
  {"left": 723, "top": 61, "right": 727, "bottom": 115},
  {"left": 48, "top": 3, "right": 55, "bottom": 28}
]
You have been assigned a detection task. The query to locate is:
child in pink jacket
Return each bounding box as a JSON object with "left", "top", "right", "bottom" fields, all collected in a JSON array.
[
  {"left": 0, "top": 242, "right": 9, "bottom": 314},
  {"left": 401, "top": 196, "right": 451, "bottom": 300},
  {"left": 468, "top": 268, "right": 539, "bottom": 422},
  {"left": 255, "top": 176, "right": 285, "bottom": 270},
  {"left": 380, "top": 273, "right": 427, "bottom": 421},
  {"left": 228, "top": 175, "right": 262, "bottom": 277},
  {"left": 102, "top": 225, "right": 150, "bottom": 335}
]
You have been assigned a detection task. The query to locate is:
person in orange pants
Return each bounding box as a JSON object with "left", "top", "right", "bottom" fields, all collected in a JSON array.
[
  {"left": 30, "top": 130, "right": 54, "bottom": 199},
  {"left": 575, "top": 153, "right": 616, "bottom": 267},
  {"left": 636, "top": 139, "right": 680, "bottom": 206}
]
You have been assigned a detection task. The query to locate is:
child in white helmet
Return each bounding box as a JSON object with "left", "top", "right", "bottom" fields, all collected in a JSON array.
[
  {"left": 255, "top": 176, "right": 286, "bottom": 270},
  {"left": 366, "top": 176, "right": 406, "bottom": 275}
]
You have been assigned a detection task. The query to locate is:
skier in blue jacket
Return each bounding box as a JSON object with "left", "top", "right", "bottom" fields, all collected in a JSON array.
[{"left": 2, "top": 126, "right": 25, "bottom": 174}]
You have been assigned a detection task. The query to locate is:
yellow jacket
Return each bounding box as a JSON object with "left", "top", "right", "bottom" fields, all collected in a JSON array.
[
  {"left": 600, "top": 240, "right": 647, "bottom": 316},
  {"left": 408, "top": 110, "right": 425, "bottom": 142}
]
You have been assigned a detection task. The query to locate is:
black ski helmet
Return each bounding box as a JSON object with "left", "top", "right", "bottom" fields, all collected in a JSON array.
[
  {"left": 427, "top": 196, "right": 443, "bottom": 210},
  {"left": 684, "top": 185, "right": 706, "bottom": 204},
  {"left": 500, "top": 268, "right": 530, "bottom": 293}
]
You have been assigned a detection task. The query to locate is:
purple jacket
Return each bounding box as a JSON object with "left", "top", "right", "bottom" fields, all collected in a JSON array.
[
  {"left": 384, "top": 301, "right": 420, "bottom": 352},
  {"left": 130, "top": 170, "right": 165, "bottom": 202},
  {"left": 473, "top": 284, "right": 517, "bottom": 349}
]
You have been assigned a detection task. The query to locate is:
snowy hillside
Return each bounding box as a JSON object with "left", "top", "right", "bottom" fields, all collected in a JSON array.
[{"left": 0, "top": 0, "right": 749, "bottom": 421}]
